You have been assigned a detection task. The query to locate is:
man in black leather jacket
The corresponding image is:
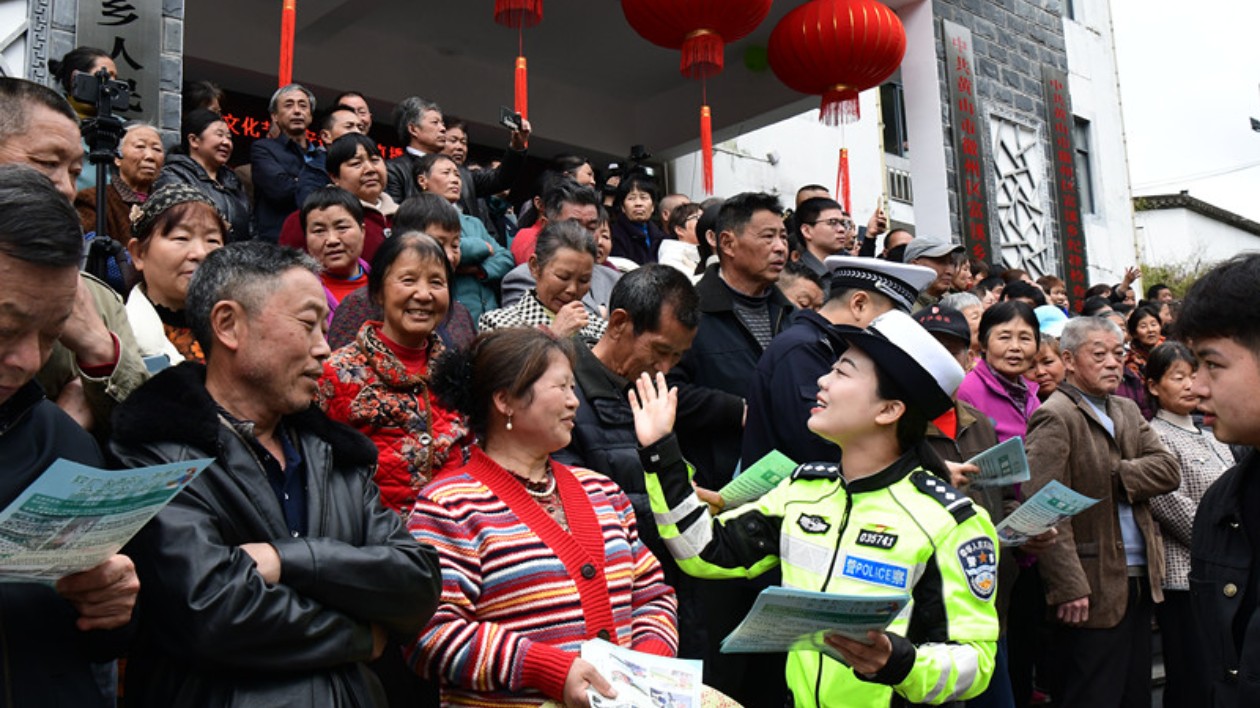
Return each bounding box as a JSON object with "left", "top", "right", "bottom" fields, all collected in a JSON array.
[
  {"left": 1183, "top": 253, "right": 1260, "bottom": 707},
  {"left": 111, "top": 242, "right": 442, "bottom": 707},
  {"left": 0, "top": 165, "right": 140, "bottom": 707}
]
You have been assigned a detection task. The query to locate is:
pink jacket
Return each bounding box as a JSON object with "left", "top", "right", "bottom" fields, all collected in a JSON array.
[{"left": 956, "top": 358, "right": 1041, "bottom": 442}]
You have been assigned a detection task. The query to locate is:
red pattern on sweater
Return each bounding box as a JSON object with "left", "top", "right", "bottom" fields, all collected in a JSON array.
[{"left": 317, "top": 322, "right": 471, "bottom": 514}]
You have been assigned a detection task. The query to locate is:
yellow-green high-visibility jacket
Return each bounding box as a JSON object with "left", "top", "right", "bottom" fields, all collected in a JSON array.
[{"left": 642, "top": 434, "right": 999, "bottom": 707}]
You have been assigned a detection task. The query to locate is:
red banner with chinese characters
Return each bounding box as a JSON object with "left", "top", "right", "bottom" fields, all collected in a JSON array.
[
  {"left": 942, "top": 20, "right": 992, "bottom": 264},
  {"left": 214, "top": 89, "right": 404, "bottom": 167},
  {"left": 1042, "top": 66, "right": 1090, "bottom": 312}
]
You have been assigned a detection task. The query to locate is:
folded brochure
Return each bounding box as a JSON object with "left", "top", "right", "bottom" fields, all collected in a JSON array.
[
  {"left": 964, "top": 436, "right": 1030, "bottom": 488},
  {"left": 0, "top": 457, "right": 211, "bottom": 581},
  {"left": 721, "top": 586, "right": 908, "bottom": 663},
  {"left": 718, "top": 450, "right": 798, "bottom": 508},
  {"left": 995, "top": 479, "right": 1099, "bottom": 546},
  {"left": 582, "top": 638, "right": 703, "bottom": 708}
]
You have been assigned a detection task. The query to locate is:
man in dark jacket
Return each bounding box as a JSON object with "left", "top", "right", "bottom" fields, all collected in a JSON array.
[
  {"left": 1182, "top": 253, "right": 1260, "bottom": 707},
  {"left": 250, "top": 83, "right": 319, "bottom": 241},
  {"left": 385, "top": 96, "right": 528, "bottom": 243},
  {"left": 665, "top": 192, "right": 792, "bottom": 706},
  {"left": 0, "top": 165, "right": 139, "bottom": 706},
  {"left": 668, "top": 192, "right": 794, "bottom": 491},
  {"left": 554, "top": 265, "right": 701, "bottom": 656},
  {"left": 111, "top": 242, "right": 442, "bottom": 707},
  {"left": 740, "top": 256, "right": 936, "bottom": 469}
]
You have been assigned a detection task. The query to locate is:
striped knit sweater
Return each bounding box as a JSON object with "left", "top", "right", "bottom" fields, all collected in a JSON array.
[{"left": 407, "top": 447, "right": 678, "bottom": 707}]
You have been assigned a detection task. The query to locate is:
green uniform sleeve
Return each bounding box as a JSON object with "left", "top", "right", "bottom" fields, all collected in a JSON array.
[
  {"left": 641, "top": 435, "right": 783, "bottom": 580},
  {"left": 874, "top": 510, "right": 1000, "bottom": 704}
]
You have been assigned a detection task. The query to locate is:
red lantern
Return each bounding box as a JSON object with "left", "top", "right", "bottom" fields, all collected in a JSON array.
[
  {"left": 622, "top": 0, "right": 773, "bottom": 193},
  {"left": 494, "top": 0, "right": 543, "bottom": 120},
  {"left": 768, "top": 0, "right": 907, "bottom": 125},
  {"left": 494, "top": 0, "right": 542, "bottom": 28},
  {"left": 621, "top": 0, "right": 773, "bottom": 79}
]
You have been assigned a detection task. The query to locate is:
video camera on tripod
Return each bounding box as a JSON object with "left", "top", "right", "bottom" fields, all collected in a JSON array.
[{"left": 72, "top": 68, "right": 132, "bottom": 291}]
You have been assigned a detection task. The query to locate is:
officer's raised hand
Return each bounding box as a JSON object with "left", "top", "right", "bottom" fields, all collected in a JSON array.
[{"left": 628, "top": 371, "right": 677, "bottom": 447}]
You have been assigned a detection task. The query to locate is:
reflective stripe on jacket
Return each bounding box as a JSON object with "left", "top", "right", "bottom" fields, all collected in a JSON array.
[{"left": 644, "top": 436, "right": 999, "bottom": 707}]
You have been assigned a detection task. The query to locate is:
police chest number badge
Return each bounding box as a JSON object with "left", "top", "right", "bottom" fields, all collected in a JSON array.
[
  {"left": 797, "top": 514, "right": 830, "bottom": 534},
  {"left": 856, "top": 526, "right": 898, "bottom": 550},
  {"left": 957, "top": 537, "right": 997, "bottom": 601}
]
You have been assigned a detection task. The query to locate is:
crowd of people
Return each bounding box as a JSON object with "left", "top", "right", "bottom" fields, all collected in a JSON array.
[{"left": 4, "top": 45, "right": 1260, "bottom": 708}]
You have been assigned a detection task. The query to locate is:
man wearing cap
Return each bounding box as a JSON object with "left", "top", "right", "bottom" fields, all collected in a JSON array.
[
  {"left": 903, "top": 237, "right": 964, "bottom": 310},
  {"left": 1023, "top": 316, "right": 1178, "bottom": 707},
  {"left": 740, "top": 256, "right": 936, "bottom": 468},
  {"left": 642, "top": 309, "right": 1000, "bottom": 706}
]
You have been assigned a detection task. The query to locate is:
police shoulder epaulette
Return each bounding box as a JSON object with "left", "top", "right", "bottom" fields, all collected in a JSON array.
[
  {"left": 911, "top": 471, "right": 976, "bottom": 523},
  {"left": 791, "top": 462, "right": 841, "bottom": 481}
]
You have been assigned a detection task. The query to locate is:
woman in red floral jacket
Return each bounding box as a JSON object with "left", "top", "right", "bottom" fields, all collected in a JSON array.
[{"left": 317, "top": 231, "right": 472, "bottom": 514}]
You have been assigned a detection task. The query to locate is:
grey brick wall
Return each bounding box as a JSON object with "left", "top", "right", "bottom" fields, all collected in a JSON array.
[{"left": 932, "top": 0, "right": 1069, "bottom": 258}]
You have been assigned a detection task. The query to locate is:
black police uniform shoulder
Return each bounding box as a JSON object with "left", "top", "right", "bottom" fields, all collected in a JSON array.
[
  {"left": 910, "top": 470, "right": 976, "bottom": 523},
  {"left": 791, "top": 461, "right": 841, "bottom": 481}
]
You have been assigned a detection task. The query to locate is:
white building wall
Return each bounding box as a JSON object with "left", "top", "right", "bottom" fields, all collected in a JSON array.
[
  {"left": 0, "top": 0, "right": 30, "bottom": 78},
  {"left": 1134, "top": 208, "right": 1260, "bottom": 268},
  {"left": 1062, "top": 1, "right": 1140, "bottom": 286},
  {"left": 669, "top": 90, "right": 885, "bottom": 224}
]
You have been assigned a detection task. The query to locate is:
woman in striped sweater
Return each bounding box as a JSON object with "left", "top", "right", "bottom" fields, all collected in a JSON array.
[{"left": 408, "top": 327, "right": 678, "bottom": 707}]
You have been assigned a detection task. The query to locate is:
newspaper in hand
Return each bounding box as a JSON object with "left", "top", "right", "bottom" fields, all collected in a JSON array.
[
  {"left": 581, "top": 638, "right": 703, "bottom": 708},
  {"left": 721, "top": 586, "right": 909, "bottom": 661},
  {"left": 0, "top": 457, "right": 211, "bottom": 582},
  {"left": 964, "top": 437, "right": 1031, "bottom": 488},
  {"left": 718, "top": 450, "right": 797, "bottom": 509},
  {"left": 995, "top": 480, "right": 1099, "bottom": 546}
]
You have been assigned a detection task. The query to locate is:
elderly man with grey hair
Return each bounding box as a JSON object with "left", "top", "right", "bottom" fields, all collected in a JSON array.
[
  {"left": 250, "top": 83, "right": 319, "bottom": 241},
  {"left": 384, "top": 95, "right": 530, "bottom": 243},
  {"left": 110, "top": 241, "right": 442, "bottom": 706},
  {"left": 1023, "top": 315, "right": 1179, "bottom": 708}
]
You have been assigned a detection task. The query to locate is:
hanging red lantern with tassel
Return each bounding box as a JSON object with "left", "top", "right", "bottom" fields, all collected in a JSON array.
[
  {"left": 494, "top": 0, "right": 542, "bottom": 120},
  {"left": 622, "top": 0, "right": 773, "bottom": 194},
  {"left": 767, "top": 0, "right": 907, "bottom": 125}
]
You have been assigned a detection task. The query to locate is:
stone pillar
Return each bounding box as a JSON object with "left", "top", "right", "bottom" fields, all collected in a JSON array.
[{"left": 27, "top": 0, "right": 183, "bottom": 136}]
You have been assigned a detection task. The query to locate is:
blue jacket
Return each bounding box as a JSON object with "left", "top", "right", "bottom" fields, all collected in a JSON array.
[
  {"left": 740, "top": 309, "right": 841, "bottom": 469},
  {"left": 453, "top": 213, "right": 514, "bottom": 324},
  {"left": 250, "top": 135, "right": 316, "bottom": 241}
]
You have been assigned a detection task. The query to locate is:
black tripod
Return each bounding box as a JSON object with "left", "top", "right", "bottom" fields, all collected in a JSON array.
[{"left": 74, "top": 68, "right": 130, "bottom": 292}]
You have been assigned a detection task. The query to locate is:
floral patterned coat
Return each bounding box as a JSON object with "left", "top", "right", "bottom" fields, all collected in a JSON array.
[{"left": 318, "top": 321, "right": 471, "bottom": 515}]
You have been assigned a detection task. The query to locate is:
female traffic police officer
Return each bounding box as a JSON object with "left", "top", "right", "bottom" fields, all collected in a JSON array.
[{"left": 631, "top": 309, "right": 1000, "bottom": 706}]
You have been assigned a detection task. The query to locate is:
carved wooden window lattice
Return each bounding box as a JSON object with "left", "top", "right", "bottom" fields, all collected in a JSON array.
[{"left": 990, "top": 115, "right": 1054, "bottom": 276}]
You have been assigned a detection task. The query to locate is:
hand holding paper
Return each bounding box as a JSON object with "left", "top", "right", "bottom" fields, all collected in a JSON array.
[
  {"left": 718, "top": 450, "right": 798, "bottom": 509},
  {"left": 55, "top": 553, "right": 139, "bottom": 631}
]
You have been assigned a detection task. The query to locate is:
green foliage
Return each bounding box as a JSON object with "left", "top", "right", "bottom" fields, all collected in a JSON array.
[{"left": 1139, "top": 259, "right": 1215, "bottom": 299}]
